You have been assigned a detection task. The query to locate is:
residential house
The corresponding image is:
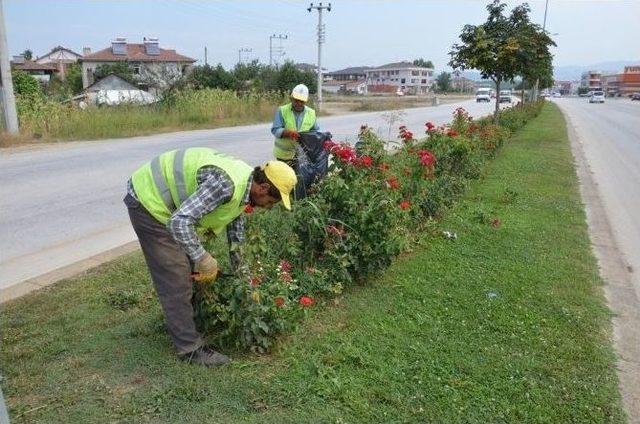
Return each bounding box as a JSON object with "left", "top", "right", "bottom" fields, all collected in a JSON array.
[
  {"left": 35, "top": 46, "right": 83, "bottom": 80},
  {"left": 79, "top": 37, "right": 196, "bottom": 94},
  {"left": 365, "top": 61, "right": 434, "bottom": 94},
  {"left": 11, "top": 55, "right": 58, "bottom": 82},
  {"left": 601, "top": 74, "right": 621, "bottom": 97},
  {"left": 76, "top": 74, "right": 157, "bottom": 106},
  {"left": 451, "top": 73, "right": 477, "bottom": 93},
  {"left": 580, "top": 70, "right": 602, "bottom": 91},
  {"left": 322, "top": 79, "right": 367, "bottom": 95},
  {"left": 553, "top": 80, "right": 578, "bottom": 95},
  {"left": 325, "top": 66, "right": 371, "bottom": 82}
]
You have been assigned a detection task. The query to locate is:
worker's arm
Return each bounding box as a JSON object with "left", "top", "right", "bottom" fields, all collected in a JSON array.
[
  {"left": 167, "top": 167, "right": 235, "bottom": 263},
  {"left": 227, "top": 216, "right": 247, "bottom": 274},
  {"left": 271, "top": 108, "right": 286, "bottom": 138}
]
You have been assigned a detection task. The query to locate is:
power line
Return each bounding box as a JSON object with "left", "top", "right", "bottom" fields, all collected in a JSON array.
[{"left": 307, "top": 2, "right": 331, "bottom": 108}]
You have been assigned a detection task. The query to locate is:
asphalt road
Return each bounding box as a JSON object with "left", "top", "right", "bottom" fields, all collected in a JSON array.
[
  {"left": 0, "top": 98, "right": 506, "bottom": 294},
  {"left": 554, "top": 97, "right": 640, "bottom": 298}
]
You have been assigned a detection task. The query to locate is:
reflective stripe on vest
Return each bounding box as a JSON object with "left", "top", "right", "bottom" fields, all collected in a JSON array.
[
  {"left": 131, "top": 148, "right": 253, "bottom": 234},
  {"left": 273, "top": 103, "right": 316, "bottom": 160},
  {"left": 150, "top": 155, "right": 175, "bottom": 211}
]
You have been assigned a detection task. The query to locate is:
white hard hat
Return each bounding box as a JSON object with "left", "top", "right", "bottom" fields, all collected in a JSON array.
[{"left": 291, "top": 84, "right": 309, "bottom": 102}]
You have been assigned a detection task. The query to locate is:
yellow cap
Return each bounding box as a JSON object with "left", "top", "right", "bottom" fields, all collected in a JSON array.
[{"left": 262, "top": 161, "right": 297, "bottom": 210}]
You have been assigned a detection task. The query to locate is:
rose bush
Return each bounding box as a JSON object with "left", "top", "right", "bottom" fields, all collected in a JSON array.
[{"left": 194, "top": 101, "right": 545, "bottom": 352}]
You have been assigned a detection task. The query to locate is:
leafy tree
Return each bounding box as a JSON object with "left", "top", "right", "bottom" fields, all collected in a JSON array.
[
  {"left": 413, "top": 58, "right": 434, "bottom": 68},
  {"left": 22, "top": 49, "right": 33, "bottom": 61},
  {"left": 93, "top": 62, "right": 136, "bottom": 84},
  {"left": 64, "top": 63, "right": 84, "bottom": 95},
  {"left": 232, "top": 59, "right": 265, "bottom": 90},
  {"left": 188, "top": 64, "right": 237, "bottom": 90},
  {"left": 274, "top": 61, "right": 316, "bottom": 94},
  {"left": 436, "top": 71, "right": 452, "bottom": 92},
  {"left": 449, "top": 1, "right": 553, "bottom": 117},
  {"left": 12, "top": 70, "right": 42, "bottom": 96}
]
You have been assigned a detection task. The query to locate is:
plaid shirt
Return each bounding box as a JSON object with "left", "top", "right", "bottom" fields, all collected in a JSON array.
[{"left": 127, "top": 166, "right": 251, "bottom": 267}]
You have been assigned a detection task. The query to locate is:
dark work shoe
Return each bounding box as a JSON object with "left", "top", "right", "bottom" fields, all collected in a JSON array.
[{"left": 180, "top": 346, "right": 231, "bottom": 367}]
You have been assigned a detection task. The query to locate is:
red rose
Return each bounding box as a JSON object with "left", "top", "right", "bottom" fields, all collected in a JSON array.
[
  {"left": 249, "top": 277, "right": 262, "bottom": 286},
  {"left": 275, "top": 297, "right": 286, "bottom": 307},
  {"left": 361, "top": 155, "right": 373, "bottom": 167},
  {"left": 418, "top": 150, "right": 436, "bottom": 167},
  {"left": 279, "top": 260, "right": 292, "bottom": 272},
  {"left": 378, "top": 162, "right": 390, "bottom": 172},
  {"left": 386, "top": 177, "right": 400, "bottom": 190},
  {"left": 399, "top": 200, "right": 411, "bottom": 210},
  {"left": 299, "top": 296, "right": 314, "bottom": 307},
  {"left": 244, "top": 204, "right": 254, "bottom": 214}
]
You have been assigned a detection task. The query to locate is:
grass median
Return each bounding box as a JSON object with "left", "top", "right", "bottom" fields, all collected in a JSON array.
[{"left": 1, "top": 103, "right": 625, "bottom": 423}]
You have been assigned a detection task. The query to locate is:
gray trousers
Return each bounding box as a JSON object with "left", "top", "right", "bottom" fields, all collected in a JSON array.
[{"left": 124, "top": 193, "right": 203, "bottom": 355}]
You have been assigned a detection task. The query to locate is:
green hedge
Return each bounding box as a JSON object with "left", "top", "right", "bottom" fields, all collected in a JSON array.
[{"left": 195, "top": 100, "right": 546, "bottom": 352}]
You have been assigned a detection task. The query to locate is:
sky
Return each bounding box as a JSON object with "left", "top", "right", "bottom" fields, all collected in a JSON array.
[{"left": 5, "top": 0, "right": 640, "bottom": 73}]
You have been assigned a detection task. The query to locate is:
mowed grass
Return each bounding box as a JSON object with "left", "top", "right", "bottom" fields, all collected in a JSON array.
[{"left": 1, "top": 103, "right": 625, "bottom": 423}]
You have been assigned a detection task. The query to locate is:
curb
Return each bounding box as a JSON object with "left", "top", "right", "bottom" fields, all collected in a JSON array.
[
  {"left": 0, "top": 241, "right": 140, "bottom": 304},
  {"left": 563, "top": 108, "right": 640, "bottom": 424}
]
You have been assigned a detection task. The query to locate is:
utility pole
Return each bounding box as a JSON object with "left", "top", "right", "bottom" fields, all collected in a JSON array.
[
  {"left": 238, "top": 48, "right": 252, "bottom": 65},
  {"left": 0, "top": 0, "right": 18, "bottom": 134},
  {"left": 204, "top": 46, "right": 208, "bottom": 66},
  {"left": 533, "top": 0, "right": 549, "bottom": 101},
  {"left": 269, "top": 34, "right": 287, "bottom": 67},
  {"left": 307, "top": 2, "right": 331, "bottom": 109}
]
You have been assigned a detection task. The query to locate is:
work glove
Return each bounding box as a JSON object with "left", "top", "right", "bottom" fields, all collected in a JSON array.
[
  {"left": 282, "top": 129, "right": 300, "bottom": 140},
  {"left": 193, "top": 253, "right": 219, "bottom": 284}
]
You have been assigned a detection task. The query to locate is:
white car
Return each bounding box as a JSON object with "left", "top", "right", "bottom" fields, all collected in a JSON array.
[
  {"left": 552, "top": 92, "right": 561, "bottom": 98},
  {"left": 476, "top": 89, "right": 491, "bottom": 103},
  {"left": 589, "top": 91, "right": 605, "bottom": 103},
  {"left": 499, "top": 90, "right": 512, "bottom": 103}
]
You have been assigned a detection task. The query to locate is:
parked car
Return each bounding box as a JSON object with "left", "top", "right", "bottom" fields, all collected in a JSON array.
[
  {"left": 499, "top": 90, "right": 512, "bottom": 103},
  {"left": 589, "top": 91, "right": 605, "bottom": 103},
  {"left": 475, "top": 88, "right": 491, "bottom": 103},
  {"left": 631, "top": 93, "right": 640, "bottom": 101},
  {"left": 552, "top": 92, "right": 561, "bottom": 98}
]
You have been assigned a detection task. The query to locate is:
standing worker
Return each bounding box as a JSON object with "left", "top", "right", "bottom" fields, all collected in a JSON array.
[
  {"left": 271, "top": 83, "right": 320, "bottom": 168},
  {"left": 124, "top": 147, "right": 296, "bottom": 367}
]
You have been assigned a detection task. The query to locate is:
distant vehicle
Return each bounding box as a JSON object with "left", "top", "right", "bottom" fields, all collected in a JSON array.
[
  {"left": 499, "top": 90, "right": 512, "bottom": 103},
  {"left": 631, "top": 93, "right": 640, "bottom": 101},
  {"left": 476, "top": 88, "right": 491, "bottom": 103},
  {"left": 396, "top": 89, "right": 405, "bottom": 97},
  {"left": 540, "top": 92, "right": 550, "bottom": 98},
  {"left": 552, "top": 92, "right": 561, "bottom": 98},
  {"left": 589, "top": 91, "right": 605, "bottom": 103}
]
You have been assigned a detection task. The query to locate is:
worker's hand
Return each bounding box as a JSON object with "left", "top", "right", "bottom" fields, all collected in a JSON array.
[
  {"left": 193, "top": 253, "right": 218, "bottom": 284},
  {"left": 282, "top": 129, "right": 300, "bottom": 140}
]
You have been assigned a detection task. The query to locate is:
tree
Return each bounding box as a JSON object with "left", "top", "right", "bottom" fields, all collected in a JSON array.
[
  {"left": 188, "top": 64, "right": 237, "bottom": 90},
  {"left": 12, "top": 70, "right": 42, "bottom": 96},
  {"left": 93, "top": 62, "right": 136, "bottom": 84},
  {"left": 449, "top": 1, "right": 553, "bottom": 117},
  {"left": 436, "top": 71, "right": 452, "bottom": 92},
  {"left": 273, "top": 61, "right": 316, "bottom": 94},
  {"left": 413, "top": 58, "right": 434, "bottom": 68},
  {"left": 21, "top": 49, "right": 33, "bottom": 60}
]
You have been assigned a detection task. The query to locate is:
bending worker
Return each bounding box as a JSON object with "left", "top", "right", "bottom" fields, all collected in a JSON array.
[
  {"left": 271, "top": 83, "right": 319, "bottom": 168},
  {"left": 124, "top": 147, "right": 296, "bottom": 367}
]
